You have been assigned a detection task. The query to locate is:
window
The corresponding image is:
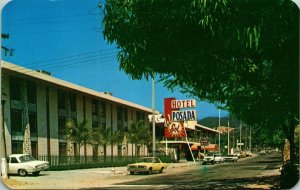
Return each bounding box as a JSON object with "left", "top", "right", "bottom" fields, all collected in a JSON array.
[
  {"left": 11, "top": 110, "right": 22, "bottom": 134},
  {"left": 57, "top": 90, "right": 66, "bottom": 110},
  {"left": 100, "top": 102, "right": 106, "bottom": 128},
  {"left": 31, "top": 141, "right": 38, "bottom": 159},
  {"left": 29, "top": 112, "right": 37, "bottom": 135},
  {"left": 69, "top": 93, "right": 76, "bottom": 112},
  {"left": 59, "top": 142, "right": 67, "bottom": 156},
  {"left": 117, "top": 145, "right": 122, "bottom": 156},
  {"left": 92, "top": 100, "right": 99, "bottom": 130},
  {"left": 124, "top": 108, "right": 128, "bottom": 122},
  {"left": 26, "top": 80, "right": 36, "bottom": 104},
  {"left": 9, "top": 76, "right": 22, "bottom": 101},
  {"left": 117, "top": 106, "right": 128, "bottom": 130},
  {"left": 10, "top": 157, "right": 18, "bottom": 163},
  {"left": 11, "top": 140, "right": 23, "bottom": 154},
  {"left": 58, "top": 116, "right": 66, "bottom": 138},
  {"left": 136, "top": 111, "right": 145, "bottom": 122},
  {"left": 92, "top": 100, "right": 98, "bottom": 115}
]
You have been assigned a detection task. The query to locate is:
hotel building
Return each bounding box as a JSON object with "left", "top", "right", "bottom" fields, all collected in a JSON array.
[{"left": 1, "top": 61, "right": 155, "bottom": 158}]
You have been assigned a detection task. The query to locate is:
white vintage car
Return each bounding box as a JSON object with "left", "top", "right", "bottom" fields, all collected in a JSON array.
[
  {"left": 224, "top": 154, "right": 239, "bottom": 162},
  {"left": 202, "top": 153, "right": 224, "bottom": 165},
  {"left": 7, "top": 154, "right": 49, "bottom": 176}
]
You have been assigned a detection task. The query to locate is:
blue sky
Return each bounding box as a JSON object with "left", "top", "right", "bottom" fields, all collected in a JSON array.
[{"left": 2, "top": 0, "right": 228, "bottom": 120}]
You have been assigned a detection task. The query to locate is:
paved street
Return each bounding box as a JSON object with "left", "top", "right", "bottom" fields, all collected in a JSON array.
[
  {"left": 3, "top": 152, "right": 281, "bottom": 189},
  {"left": 112, "top": 153, "right": 281, "bottom": 190}
]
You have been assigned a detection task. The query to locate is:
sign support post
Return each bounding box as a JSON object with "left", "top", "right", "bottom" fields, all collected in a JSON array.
[{"left": 184, "top": 121, "right": 196, "bottom": 163}]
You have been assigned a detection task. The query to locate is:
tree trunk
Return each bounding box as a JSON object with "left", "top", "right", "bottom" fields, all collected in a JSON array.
[
  {"left": 288, "top": 116, "right": 297, "bottom": 165},
  {"left": 22, "top": 81, "right": 31, "bottom": 155},
  {"left": 84, "top": 142, "right": 87, "bottom": 164}
]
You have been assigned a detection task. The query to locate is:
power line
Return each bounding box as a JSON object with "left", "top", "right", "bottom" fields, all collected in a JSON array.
[
  {"left": 26, "top": 48, "right": 116, "bottom": 67},
  {"left": 6, "top": 48, "right": 119, "bottom": 75},
  {"left": 11, "top": 53, "right": 117, "bottom": 75},
  {"left": 30, "top": 51, "right": 117, "bottom": 70}
]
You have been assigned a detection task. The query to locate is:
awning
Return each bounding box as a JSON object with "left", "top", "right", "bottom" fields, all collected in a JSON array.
[
  {"left": 201, "top": 144, "right": 218, "bottom": 151},
  {"left": 191, "top": 143, "right": 201, "bottom": 151}
]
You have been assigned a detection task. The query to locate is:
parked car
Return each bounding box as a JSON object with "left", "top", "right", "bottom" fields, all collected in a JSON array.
[
  {"left": 245, "top": 151, "right": 253, "bottom": 157},
  {"left": 127, "top": 157, "right": 169, "bottom": 175},
  {"left": 202, "top": 153, "right": 224, "bottom": 165},
  {"left": 260, "top": 150, "right": 266, "bottom": 155},
  {"left": 233, "top": 152, "right": 241, "bottom": 158},
  {"left": 224, "top": 154, "right": 239, "bottom": 162},
  {"left": 214, "top": 153, "right": 224, "bottom": 163},
  {"left": 7, "top": 154, "right": 49, "bottom": 176}
]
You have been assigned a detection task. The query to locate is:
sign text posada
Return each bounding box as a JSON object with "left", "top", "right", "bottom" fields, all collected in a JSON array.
[{"left": 171, "top": 110, "right": 197, "bottom": 121}]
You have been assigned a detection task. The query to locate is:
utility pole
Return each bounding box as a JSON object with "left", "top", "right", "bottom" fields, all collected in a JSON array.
[
  {"left": 249, "top": 126, "right": 252, "bottom": 153},
  {"left": 218, "top": 109, "right": 221, "bottom": 153},
  {"left": 239, "top": 121, "right": 242, "bottom": 151},
  {"left": 0, "top": 0, "right": 12, "bottom": 179},
  {"left": 245, "top": 125, "right": 247, "bottom": 150},
  {"left": 152, "top": 78, "right": 156, "bottom": 157},
  {"left": 227, "top": 116, "right": 230, "bottom": 154}
]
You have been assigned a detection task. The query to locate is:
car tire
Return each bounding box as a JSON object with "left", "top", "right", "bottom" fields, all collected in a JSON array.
[
  {"left": 130, "top": 171, "right": 134, "bottom": 175},
  {"left": 159, "top": 167, "right": 164, "bottom": 173},
  {"left": 33, "top": 171, "right": 40, "bottom": 176},
  {"left": 148, "top": 168, "right": 152, "bottom": 175},
  {"left": 19, "top": 169, "right": 28, "bottom": 177}
]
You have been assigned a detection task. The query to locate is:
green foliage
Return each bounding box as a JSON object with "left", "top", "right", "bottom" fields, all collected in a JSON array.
[
  {"left": 103, "top": 0, "right": 298, "bottom": 132},
  {"left": 126, "top": 121, "right": 152, "bottom": 147},
  {"left": 91, "top": 126, "right": 111, "bottom": 147},
  {"left": 67, "top": 119, "right": 92, "bottom": 147}
]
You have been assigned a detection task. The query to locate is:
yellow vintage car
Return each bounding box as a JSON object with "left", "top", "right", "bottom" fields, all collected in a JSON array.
[{"left": 127, "top": 157, "right": 169, "bottom": 175}]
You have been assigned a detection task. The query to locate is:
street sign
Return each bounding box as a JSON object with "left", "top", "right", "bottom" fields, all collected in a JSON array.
[
  {"left": 237, "top": 143, "right": 244, "bottom": 146},
  {"left": 171, "top": 110, "right": 197, "bottom": 121}
]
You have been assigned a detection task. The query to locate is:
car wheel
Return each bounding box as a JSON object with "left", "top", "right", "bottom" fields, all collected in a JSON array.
[
  {"left": 159, "top": 167, "right": 164, "bottom": 173},
  {"left": 130, "top": 171, "right": 135, "bottom": 175},
  {"left": 19, "top": 169, "right": 28, "bottom": 177},
  {"left": 148, "top": 168, "right": 152, "bottom": 175},
  {"left": 33, "top": 171, "right": 40, "bottom": 176}
]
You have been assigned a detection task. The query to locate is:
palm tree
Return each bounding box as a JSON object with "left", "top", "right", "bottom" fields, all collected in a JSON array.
[
  {"left": 91, "top": 126, "right": 111, "bottom": 160},
  {"left": 109, "top": 129, "right": 124, "bottom": 161},
  {"left": 126, "top": 122, "right": 140, "bottom": 156},
  {"left": 137, "top": 122, "right": 152, "bottom": 156},
  {"left": 65, "top": 119, "right": 92, "bottom": 163},
  {"left": 126, "top": 121, "right": 152, "bottom": 156}
]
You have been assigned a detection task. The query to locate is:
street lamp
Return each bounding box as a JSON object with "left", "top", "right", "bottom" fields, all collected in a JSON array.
[{"left": 1, "top": 92, "right": 8, "bottom": 179}]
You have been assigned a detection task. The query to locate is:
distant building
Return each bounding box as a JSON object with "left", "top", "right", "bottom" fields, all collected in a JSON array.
[{"left": 1, "top": 61, "right": 155, "bottom": 158}]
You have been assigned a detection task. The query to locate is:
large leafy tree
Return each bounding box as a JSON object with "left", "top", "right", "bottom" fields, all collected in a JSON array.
[{"left": 103, "top": 0, "right": 299, "bottom": 164}]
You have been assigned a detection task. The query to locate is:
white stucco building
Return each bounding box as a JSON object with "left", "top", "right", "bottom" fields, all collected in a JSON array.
[{"left": 1, "top": 61, "right": 156, "bottom": 158}]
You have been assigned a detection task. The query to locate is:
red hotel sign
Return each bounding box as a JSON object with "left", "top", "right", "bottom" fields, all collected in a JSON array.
[{"left": 164, "top": 98, "right": 197, "bottom": 138}]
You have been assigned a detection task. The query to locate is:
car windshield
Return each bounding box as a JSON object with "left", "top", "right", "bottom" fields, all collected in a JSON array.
[
  {"left": 138, "top": 158, "right": 153, "bottom": 163},
  {"left": 19, "top": 155, "right": 36, "bottom": 162}
]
